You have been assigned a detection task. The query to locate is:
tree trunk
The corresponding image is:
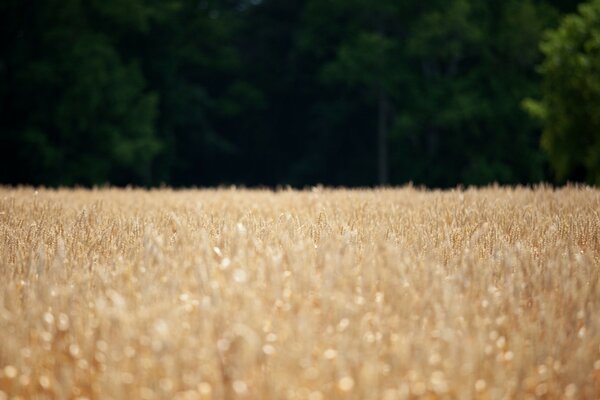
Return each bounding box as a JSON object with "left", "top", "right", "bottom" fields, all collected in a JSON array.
[{"left": 377, "top": 86, "right": 389, "bottom": 185}]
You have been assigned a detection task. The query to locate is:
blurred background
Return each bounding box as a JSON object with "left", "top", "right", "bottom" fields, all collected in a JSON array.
[{"left": 1, "top": 0, "right": 599, "bottom": 188}]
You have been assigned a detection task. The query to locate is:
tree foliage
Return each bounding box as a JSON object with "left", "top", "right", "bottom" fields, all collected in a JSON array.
[
  {"left": 525, "top": 0, "right": 600, "bottom": 184},
  {"left": 0, "top": 0, "right": 161, "bottom": 185},
  {"left": 0, "top": 0, "right": 585, "bottom": 187}
]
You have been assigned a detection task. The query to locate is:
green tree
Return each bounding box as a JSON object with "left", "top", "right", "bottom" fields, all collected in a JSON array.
[
  {"left": 298, "top": 0, "right": 554, "bottom": 187},
  {"left": 322, "top": 31, "right": 399, "bottom": 184},
  {"left": 525, "top": 0, "right": 600, "bottom": 184},
  {"left": 393, "top": 0, "right": 554, "bottom": 187},
  {"left": 0, "top": 0, "right": 160, "bottom": 186},
  {"left": 294, "top": 0, "right": 415, "bottom": 186},
  {"left": 137, "top": 0, "right": 265, "bottom": 186}
]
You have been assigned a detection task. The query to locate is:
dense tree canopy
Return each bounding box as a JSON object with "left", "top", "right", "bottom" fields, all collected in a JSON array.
[
  {"left": 0, "top": 0, "right": 586, "bottom": 187},
  {"left": 525, "top": 0, "right": 600, "bottom": 185},
  {"left": 0, "top": 0, "right": 161, "bottom": 185}
]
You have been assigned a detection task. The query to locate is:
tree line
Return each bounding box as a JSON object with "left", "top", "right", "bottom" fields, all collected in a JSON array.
[{"left": 1, "top": 0, "right": 597, "bottom": 187}]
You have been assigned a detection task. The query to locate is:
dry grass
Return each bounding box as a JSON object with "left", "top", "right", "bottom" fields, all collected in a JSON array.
[{"left": 0, "top": 186, "right": 599, "bottom": 400}]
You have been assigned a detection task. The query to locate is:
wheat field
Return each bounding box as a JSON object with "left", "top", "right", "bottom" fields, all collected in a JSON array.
[{"left": 0, "top": 186, "right": 599, "bottom": 399}]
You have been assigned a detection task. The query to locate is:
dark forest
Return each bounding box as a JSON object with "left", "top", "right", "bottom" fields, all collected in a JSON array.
[{"left": 2, "top": 0, "right": 598, "bottom": 187}]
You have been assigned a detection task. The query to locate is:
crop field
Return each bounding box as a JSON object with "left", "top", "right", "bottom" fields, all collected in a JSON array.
[{"left": 0, "top": 186, "right": 599, "bottom": 399}]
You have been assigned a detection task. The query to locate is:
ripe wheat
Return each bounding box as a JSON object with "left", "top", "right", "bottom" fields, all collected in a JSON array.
[{"left": 0, "top": 186, "right": 599, "bottom": 399}]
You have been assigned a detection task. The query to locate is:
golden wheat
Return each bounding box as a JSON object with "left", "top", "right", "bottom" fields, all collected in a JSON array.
[{"left": 0, "top": 186, "right": 599, "bottom": 399}]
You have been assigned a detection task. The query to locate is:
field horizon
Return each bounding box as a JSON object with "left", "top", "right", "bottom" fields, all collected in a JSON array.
[{"left": 1, "top": 186, "right": 599, "bottom": 399}]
